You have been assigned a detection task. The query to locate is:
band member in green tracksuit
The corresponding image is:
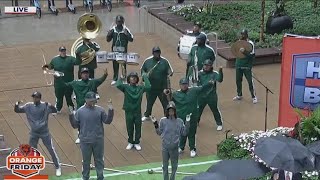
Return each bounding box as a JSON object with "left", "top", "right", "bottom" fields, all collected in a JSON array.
[
  {"left": 42, "top": 46, "right": 81, "bottom": 113},
  {"left": 107, "top": 15, "right": 134, "bottom": 86},
  {"left": 186, "top": 34, "right": 215, "bottom": 81},
  {"left": 197, "top": 60, "right": 223, "bottom": 131},
  {"left": 164, "top": 78, "right": 214, "bottom": 157},
  {"left": 66, "top": 67, "right": 108, "bottom": 144},
  {"left": 141, "top": 46, "right": 174, "bottom": 122},
  {"left": 76, "top": 38, "right": 100, "bottom": 79},
  {"left": 233, "top": 29, "right": 257, "bottom": 104},
  {"left": 116, "top": 72, "right": 151, "bottom": 151}
]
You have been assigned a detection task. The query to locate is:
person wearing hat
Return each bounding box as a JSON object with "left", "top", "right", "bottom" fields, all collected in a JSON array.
[
  {"left": 66, "top": 67, "right": 108, "bottom": 144},
  {"left": 115, "top": 72, "right": 151, "bottom": 150},
  {"left": 141, "top": 46, "right": 174, "bottom": 122},
  {"left": 107, "top": 15, "right": 134, "bottom": 86},
  {"left": 163, "top": 77, "right": 215, "bottom": 157},
  {"left": 14, "top": 91, "right": 62, "bottom": 177},
  {"left": 151, "top": 103, "right": 190, "bottom": 180},
  {"left": 233, "top": 29, "right": 258, "bottom": 104},
  {"left": 42, "top": 46, "right": 81, "bottom": 113},
  {"left": 76, "top": 38, "right": 100, "bottom": 79},
  {"left": 186, "top": 33, "right": 215, "bottom": 82},
  {"left": 197, "top": 60, "right": 223, "bottom": 130},
  {"left": 69, "top": 91, "right": 114, "bottom": 180}
]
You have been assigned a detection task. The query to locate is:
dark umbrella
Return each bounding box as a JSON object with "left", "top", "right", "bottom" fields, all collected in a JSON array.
[
  {"left": 182, "top": 172, "right": 227, "bottom": 180},
  {"left": 306, "top": 140, "right": 320, "bottom": 170},
  {"left": 254, "top": 135, "right": 315, "bottom": 173},
  {"left": 206, "top": 159, "right": 270, "bottom": 179}
]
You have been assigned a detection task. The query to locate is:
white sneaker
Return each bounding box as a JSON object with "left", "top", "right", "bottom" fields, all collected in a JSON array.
[
  {"left": 57, "top": 111, "right": 61, "bottom": 114},
  {"left": 178, "top": 148, "right": 184, "bottom": 154},
  {"left": 190, "top": 150, "right": 197, "bottom": 158},
  {"left": 111, "top": 81, "right": 117, "bottom": 86},
  {"left": 134, "top": 144, "right": 142, "bottom": 151},
  {"left": 96, "top": 94, "right": 100, "bottom": 100},
  {"left": 252, "top": 97, "right": 258, "bottom": 104},
  {"left": 55, "top": 167, "right": 61, "bottom": 177},
  {"left": 75, "top": 138, "right": 80, "bottom": 144},
  {"left": 141, "top": 116, "right": 150, "bottom": 122},
  {"left": 73, "top": 95, "right": 76, "bottom": 100},
  {"left": 126, "top": 143, "right": 134, "bottom": 150},
  {"left": 233, "top": 96, "right": 242, "bottom": 101},
  {"left": 217, "top": 125, "right": 223, "bottom": 131}
]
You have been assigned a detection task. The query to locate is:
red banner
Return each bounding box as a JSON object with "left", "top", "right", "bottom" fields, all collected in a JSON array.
[{"left": 278, "top": 36, "right": 320, "bottom": 127}]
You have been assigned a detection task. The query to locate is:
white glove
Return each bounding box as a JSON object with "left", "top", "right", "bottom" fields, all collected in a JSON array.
[
  {"left": 151, "top": 116, "right": 157, "bottom": 123},
  {"left": 239, "top": 48, "right": 245, "bottom": 53},
  {"left": 186, "top": 113, "right": 192, "bottom": 122},
  {"left": 108, "top": 99, "right": 113, "bottom": 109}
]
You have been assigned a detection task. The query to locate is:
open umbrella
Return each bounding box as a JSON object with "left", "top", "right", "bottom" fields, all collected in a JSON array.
[
  {"left": 306, "top": 140, "right": 320, "bottom": 170},
  {"left": 254, "top": 135, "right": 315, "bottom": 173},
  {"left": 206, "top": 159, "right": 270, "bottom": 179},
  {"left": 182, "top": 172, "right": 226, "bottom": 180}
]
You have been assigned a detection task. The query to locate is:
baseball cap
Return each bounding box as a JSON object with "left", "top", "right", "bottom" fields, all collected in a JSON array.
[
  {"left": 179, "top": 78, "right": 189, "bottom": 85},
  {"left": 203, "top": 59, "right": 213, "bottom": 66},
  {"left": 152, "top": 46, "right": 161, "bottom": 53},
  {"left": 194, "top": 22, "right": 202, "bottom": 28},
  {"left": 196, "top": 33, "right": 207, "bottom": 40},
  {"left": 31, "top": 91, "right": 42, "bottom": 98},
  {"left": 81, "top": 67, "right": 89, "bottom": 73},
  {"left": 85, "top": 91, "right": 97, "bottom": 102},
  {"left": 59, "top": 46, "right": 66, "bottom": 51}
]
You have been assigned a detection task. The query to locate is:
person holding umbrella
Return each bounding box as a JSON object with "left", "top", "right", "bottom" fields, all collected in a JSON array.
[
  {"left": 152, "top": 103, "right": 190, "bottom": 180},
  {"left": 270, "top": 169, "right": 302, "bottom": 180}
]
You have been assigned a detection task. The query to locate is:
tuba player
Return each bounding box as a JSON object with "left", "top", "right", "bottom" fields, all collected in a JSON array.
[{"left": 107, "top": 15, "right": 134, "bottom": 86}]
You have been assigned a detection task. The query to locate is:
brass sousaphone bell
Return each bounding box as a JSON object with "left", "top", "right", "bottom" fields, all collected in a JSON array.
[
  {"left": 231, "top": 40, "right": 253, "bottom": 59},
  {"left": 71, "top": 13, "right": 102, "bottom": 65}
]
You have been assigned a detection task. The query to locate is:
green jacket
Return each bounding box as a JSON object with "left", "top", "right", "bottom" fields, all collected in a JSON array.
[
  {"left": 172, "top": 82, "right": 212, "bottom": 120},
  {"left": 198, "top": 68, "right": 223, "bottom": 97},
  {"left": 235, "top": 40, "right": 255, "bottom": 68},
  {"left": 49, "top": 55, "right": 81, "bottom": 88},
  {"left": 141, "top": 56, "right": 173, "bottom": 91},
  {"left": 76, "top": 42, "right": 100, "bottom": 70},
  {"left": 66, "top": 74, "right": 107, "bottom": 108},
  {"left": 106, "top": 26, "right": 133, "bottom": 53},
  {"left": 116, "top": 75, "right": 151, "bottom": 112},
  {"left": 188, "top": 44, "right": 215, "bottom": 72}
]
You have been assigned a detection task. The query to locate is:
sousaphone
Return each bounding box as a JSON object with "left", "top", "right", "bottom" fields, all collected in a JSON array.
[{"left": 231, "top": 40, "right": 253, "bottom": 59}]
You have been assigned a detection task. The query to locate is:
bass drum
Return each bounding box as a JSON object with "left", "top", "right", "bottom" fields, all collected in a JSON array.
[
  {"left": 126, "top": 53, "right": 139, "bottom": 66},
  {"left": 96, "top": 51, "right": 108, "bottom": 63},
  {"left": 178, "top": 35, "right": 196, "bottom": 60}
]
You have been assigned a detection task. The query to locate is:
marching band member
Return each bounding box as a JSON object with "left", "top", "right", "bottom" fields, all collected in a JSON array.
[
  {"left": 66, "top": 67, "right": 108, "bottom": 144},
  {"left": 115, "top": 72, "right": 151, "bottom": 150},
  {"left": 186, "top": 34, "right": 215, "bottom": 79},
  {"left": 14, "top": 92, "right": 62, "bottom": 177},
  {"left": 106, "top": 15, "right": 134, "bottom": 86},
  {"left": 69, "top": 91, "right": 114, "bottom": 180},
  {"left": 42, "top": 46, "right": 80, "bottom": 113},
  {"left": 141, "top": 46, "right": 174, "bottom": 122},
  {"left": 233, "top": 29, "right": 258, "bottom": 104},
  {"left": 151, "top": 103, "right": 190, "bottom": 180},
  {"left": 197, "top": 60, "right": 223, "bottom": 130},
  {"left": 76, "top": 38, "right": 100, "bottom": 79},
  {"left": 163, "top": 78, "right": 215, "bottom": 157}
]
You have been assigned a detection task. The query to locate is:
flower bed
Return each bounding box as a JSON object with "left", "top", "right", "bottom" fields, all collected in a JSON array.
[
  {"left": 217, "top": 127, "right": 319, "bottom": 179},
  {"left": 168, "top": 1, "right": 320, "bottom": 48}
]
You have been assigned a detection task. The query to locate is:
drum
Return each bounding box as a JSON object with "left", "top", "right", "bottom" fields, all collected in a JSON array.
[
  {"left": 126, "top": 53, "right": 139, "bottom": 65},
  {"left": 178, "top": 35, "right": 196, "bottom": 60},
  {"left": 96, "top": 51, "right": 108, "bottom": 63},
  {"left": 115, "top": 53, "right": 127, "bottom": 63},
  {"left": 106, "top": 52, "right": 116, "bottom": 60}
]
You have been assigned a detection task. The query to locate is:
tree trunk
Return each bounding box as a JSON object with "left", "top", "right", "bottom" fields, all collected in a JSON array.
[{"left": 259, "top": 0, "right": 266, "bottom": 42}]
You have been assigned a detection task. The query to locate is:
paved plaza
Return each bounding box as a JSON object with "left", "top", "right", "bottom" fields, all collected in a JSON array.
[{"left": 0, "top": 5, "right": 280, "bottom": 176}]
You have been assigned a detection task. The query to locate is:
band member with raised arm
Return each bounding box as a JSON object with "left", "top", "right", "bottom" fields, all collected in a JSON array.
[
  {"left": 163, "top": 78, "right": 214, "bottom": 157},
  {"left": 69, "top": 91, "right": 114, "bottom": 180},
  {"left": 115, "top": 72, "right": 151, "bottom": 151},
  {"left": 66, "top": 67, "right": 108, "bottom": 144},
  {"left": 14, "top": 91, "right": 62, "bottom": 177},
  {"left": 233, "top": 29, "right": 258, "bottom": 104},
  {"left": 141, "top": 46, "right": 174, "bottom": 122},
  {"left": 106, "top": 15, "right": 134, "bottom": 85},
  {"left": 186, "top": 34, "right": 215, "bottom": 80},
  {"left": 197, "top": 60, "right": 223, "bottom": 130},
  {"left": 42, "top": 46, "right": 80, "bottom": 113},
  {"left": 152, "top": 103, "right": 190, "bottom": 180}
]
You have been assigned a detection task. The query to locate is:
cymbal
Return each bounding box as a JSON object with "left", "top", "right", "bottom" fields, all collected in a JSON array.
[{"left": 231, "top": 40, "right": 253, "bottom": 59}]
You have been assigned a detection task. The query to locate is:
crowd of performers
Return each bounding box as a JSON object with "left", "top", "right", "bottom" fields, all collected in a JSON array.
[{"left": 13, "top": 15, "right": 257, "bottom": 180}]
